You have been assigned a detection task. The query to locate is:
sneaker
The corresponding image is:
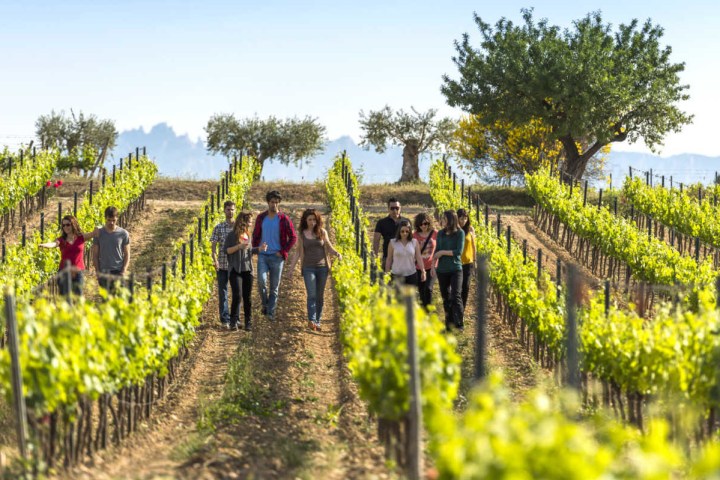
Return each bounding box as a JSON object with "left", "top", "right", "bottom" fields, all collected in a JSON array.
[
  {"left": 230, "top": 323, "right": 239, "bottom": 331},
  {"left": 244, "top": 323, "right": 252, "bottom": 331},
  {"left": 261, "top": 305, "right": 267, "bottom": 315},
  {"left": 221, "top": 322, "right": 230, "bottom": 330}
]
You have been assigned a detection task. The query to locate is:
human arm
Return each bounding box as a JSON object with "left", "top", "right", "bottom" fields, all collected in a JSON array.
[
  {"left": 372, "top": 232, "right": 381, "bottom": 257},
  {"left": 287, "top": 233, "right": 304, "bottom": 274},
  {"left": 414, "top": 240, "right": 426, "bottom": 281},
  {"left": 470, "top": 229, "right": 476, "bottom": 265},
  {"left": 322, "top": 229, "right": 342, "bottom": 261},
  {"left": 39, "top": 240, "right": 59, "bottom": 248},
  {"left": 92, "top": 243, "right": 99, "bottom": 273},
  {"left": 385, "top": 241, "right": 394, "bottom": 273},
  {"left": 121, "top": 244, "right": 130, "bottom": 275},
  {"left": 82, "top": 228, "right": 100, "bottom": 241}
]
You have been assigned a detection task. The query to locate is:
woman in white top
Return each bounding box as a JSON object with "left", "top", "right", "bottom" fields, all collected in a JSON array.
[{"left": 385, "top": 219, "right": 426, "bottom": 286}]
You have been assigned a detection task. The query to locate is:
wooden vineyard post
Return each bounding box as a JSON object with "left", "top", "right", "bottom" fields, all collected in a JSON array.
[
  {"left": 5, "top": 292, "right": 29, "bottom": 463},
  {"left": 403, "top": 289, "right": 422, "bottom": 480},
  {"left": 565, "top": 265, "right": 581, "bottom": 390},
  {"left": 475, "top": 256, "right": 488, "bottom": 381}
]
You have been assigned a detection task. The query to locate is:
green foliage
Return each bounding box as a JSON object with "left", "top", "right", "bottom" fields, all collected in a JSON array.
[
  {"left": 0, "top": 148, "right": 60, "bottom": 217},
  {"left": 35, "top": 110, "right": 117, "bottom": 175},
  {"left": 359, "top": 106, "right": 456, "bottom": 183},
  {"left": 623, "top": 177, "right": 720, "bottom": 247},
  {"left": 525, "top": 169, "right": 714, "bottom": 289},
  {"left": 428, "top": 158, "right": 720, "bottom": 477},
  {"left": 442, "top": 9, "right": 693, "bottom": 178},
  {"left": 325, "top": 156, "right": 461, "bottom": 423},
  {"left": 0, "top": 155, "right": 158, "bottom": 300},
  {"left": 0, "top": 157, "right": 258, "bottom": 416},
  {"left": 205, "top": 114, "right": 326, "bottom": 174}
]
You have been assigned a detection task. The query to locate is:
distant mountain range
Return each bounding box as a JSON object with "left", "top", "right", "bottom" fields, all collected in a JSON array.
[{"left": 110, "top": 123, "right": 720, "bottom": 186}]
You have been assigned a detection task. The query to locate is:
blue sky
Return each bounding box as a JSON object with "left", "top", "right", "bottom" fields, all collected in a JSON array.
[{"left": 0, "top": 0, "right": 718, "bottom": 156}]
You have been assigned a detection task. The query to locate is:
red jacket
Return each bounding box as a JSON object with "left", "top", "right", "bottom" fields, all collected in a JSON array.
[{"left": 252, "top": 211, "right": 297, "bottom": 260}]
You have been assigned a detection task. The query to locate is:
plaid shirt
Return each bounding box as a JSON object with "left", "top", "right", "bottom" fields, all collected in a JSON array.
[{"left": 211, "top": 221, "right": 234, "bottom": 270}]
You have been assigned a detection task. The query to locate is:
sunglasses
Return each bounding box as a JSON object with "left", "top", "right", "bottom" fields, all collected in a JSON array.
[
  {"left": 62, "top": 223, "right": 72, "bottom": 227},
  {"left": 389, "top": 206, "right": 400, "bottom": 210},
  {"left": 421, "top": 221, "right": 430, "bottom": 226}
]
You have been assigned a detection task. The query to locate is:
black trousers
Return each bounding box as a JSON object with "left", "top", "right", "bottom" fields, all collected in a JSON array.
[
  {"left": 229, "top": 270, "right": 253, "bottom": 326},
  {"left": 437, "top": 270, "right": 464, "bottom": 329},
  {"left": 391, "top": 271, "right": 419, "bottom": 286},
  {"left": 417, "top": 269, "right": 435, "bottom": 308},
  {"left": 461, "top": 263, "right": 473, "bottom": 308}
]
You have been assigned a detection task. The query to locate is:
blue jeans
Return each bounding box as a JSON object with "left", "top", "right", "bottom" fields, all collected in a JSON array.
[
  {"left": 217, "top": 269, "right": 230, "bottom": 324},
  {"left": 58, "top": 270, "right": 84, "bottom": 296},
  {"left": 257, "top": 254, "right": 285, "bottom": 319},
  {"left": 302, "top": 266, "right": 329, "bottom": 325}
]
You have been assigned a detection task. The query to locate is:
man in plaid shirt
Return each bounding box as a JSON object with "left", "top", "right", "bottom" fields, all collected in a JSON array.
[{"left": 211, "top": 201, "right": 236, "bottom": 327}]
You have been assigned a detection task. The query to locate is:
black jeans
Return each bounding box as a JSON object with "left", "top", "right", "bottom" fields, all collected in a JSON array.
[
  {"left": 229, "top": 270, "right": 253, "bottom": 327},
  {"left": 437, "top": 270, "right": 464, "bottom": 330},
  {"left": 417, "top": 268, "right": 435, "bottom": 308},
  {"left": 461, "top": 263, "right": 473, "bottom": 309}
]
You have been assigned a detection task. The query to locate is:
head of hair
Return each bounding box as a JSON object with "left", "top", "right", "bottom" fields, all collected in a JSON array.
[
  {"left": 224, "top": 200, "right": 236, "bottom": 209},
  {"left": 104, "top": 206, "right": 119, "bottom": 218},
  {"left": 61, "top": 215, "right": 82, "bottom": 240},
  {"left": 232, "top": 211, "right": 253, "bottom": 241},
  {"left": 266, "top": 190, "right": 282, "bottom": 202},
  {"left": 413, "top": 212, "right": 433, "bottom": 232},
  {"left": 300, "top": 209, "right": 323, "bottom": 237},
  {"left": 395, "top": 219, "right": 413, "bottom": 241},
  {"left": 443, "top": 210, "right": 459, "bottom": 234},
  {"left": 457, "top": 208, "right": 471, "bottom": 235},
  {"left": 387, "top": 197, "right": 399, "bottom": 207}
]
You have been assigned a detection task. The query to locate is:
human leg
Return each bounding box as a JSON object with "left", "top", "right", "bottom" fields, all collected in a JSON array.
[
  {"left": 240, "top": 271, "right": 253, "bottom": 329},
  {"left": 229, "top": 269, "right": 241, "bottom": 328},
  {"left": 266, "top": 255, "right": 285, "bottom": 319},
  {"left": 256, "top": 255, "right": 270, "bottom": 314},
  {"left": 314, "top": 266, "right": 329, "bottom": 326},
  {"left": 217, "top": 269, "right": 230, "bottom": 325},
  {"left": 461, "top": 263, "right": 473, "bottom": 308},
  {"left": 436, "top": 272, "right": 452, "bottom": 329},
  {"left": 302, "top": 267, "right": 318, "bottom": 324},
  {"left": 450, "top": 269, "right": 465, "bottom": 329}
]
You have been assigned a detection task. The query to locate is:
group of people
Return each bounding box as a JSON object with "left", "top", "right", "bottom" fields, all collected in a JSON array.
[
  {"left": 211, "top": 190, "right": 341, "bottom": 332},
  {"left": 40, "top": 206, "right": 131, "bottom": 296},
  {"left": 373, "top": 198, "right": 476, "bottom": 332},
  {"left": 41, "top": 193, "right": 475, "bottom": 334}
]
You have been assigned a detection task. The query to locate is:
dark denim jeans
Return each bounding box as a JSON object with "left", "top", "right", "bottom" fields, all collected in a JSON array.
[
  {"left": 257, "top": 254, "right": 285, "bottom": 319},
  {"left": 98, "top": 269, "right": 122, "bottom": 295},
  {"left": 58, "top": 270, "right": 84, "bottom": 296},
  {"left": 217, "top": 269, "right": 230, "bottom": 324},
  {"left": 437, "top": 270, "right": 464, "bottom": 330},
  {"left": 302, "top": 266, "right": 329, "bottom": 325},
  {"left": 417, "top": 268, "right": 435, "bottom": 308}
]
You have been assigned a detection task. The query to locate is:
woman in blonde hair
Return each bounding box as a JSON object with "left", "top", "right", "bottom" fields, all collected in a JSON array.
[{"left": 225, "top": 211, "right": 265, "bottom": 331}]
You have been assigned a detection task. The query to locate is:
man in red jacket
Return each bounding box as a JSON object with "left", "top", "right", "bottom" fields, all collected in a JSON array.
[{"left": 252, "top": 190, "right": 297, "bottom": 321}]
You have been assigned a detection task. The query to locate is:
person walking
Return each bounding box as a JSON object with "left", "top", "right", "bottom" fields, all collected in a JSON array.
[
  {"left": 457, "top": 208, "right": 476, "bottom": 309},
  {"left": 373, "top": 197, "right": 408, "bottom": 271},
  {"left": 287, "top": 209, "right": 341, "bottom": 331},
  {"left": 432, "top": 210, "right": 465, "bottom": 332},
  {"left": 413, "top": 212, "right": 437, "bottom": 308},
  {"left": 94, "top": 206, "right": 130, "bottom": 294},
  {"left": 224, "top": 211, "right": 265, "bottom": 331},
  {"left": 252, "top": 190, "right": 297, "bottom": 321},
  {"left": 211, "top": 201, "right": 236, "bottom": 327},
  {"left": 385, "top": 219, "right": 426, "bottom": 286},
  {"left": 40, "top": 215, "right": 100, "bottom": 296}
]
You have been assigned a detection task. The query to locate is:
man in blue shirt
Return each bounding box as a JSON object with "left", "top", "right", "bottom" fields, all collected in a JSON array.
[{"left": 252, "top": 190, "right": 297, "bottom": 321}]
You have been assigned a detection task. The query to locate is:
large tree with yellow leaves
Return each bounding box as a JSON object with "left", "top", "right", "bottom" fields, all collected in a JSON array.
[{"left": 442, "top": 9, "right": 693, "bottom": 180}]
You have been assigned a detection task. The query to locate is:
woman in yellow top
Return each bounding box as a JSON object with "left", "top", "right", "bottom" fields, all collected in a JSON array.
[{"left": 457, "top": 208, "right": 476, "bottom": 308}]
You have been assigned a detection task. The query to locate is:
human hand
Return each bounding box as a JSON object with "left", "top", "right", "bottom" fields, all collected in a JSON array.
[
  {"left": 260, "top": 242, "right": 268, "bottom": 252},
  {"left": 213, "top": 259, "right": 219, "bottom": 270},
  {"left": 275, "top": 252, "right": 283, "bottom": 258},
  {"left": 430, "top": 268, "right": 436, "bottom": 279}
]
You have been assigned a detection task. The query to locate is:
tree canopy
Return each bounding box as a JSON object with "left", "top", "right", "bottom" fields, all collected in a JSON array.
[
  {"left": 359, "top": 106, "right": 456, "bottom": 183},
  {"left": 35, "top": 110, "right": 117, "bottom": 176},
  {"left": 442, "top": 9, "right": 693, "bottom": 179},
  {"left": 205, "top": 114, "right": 326, "bottom": 175}
]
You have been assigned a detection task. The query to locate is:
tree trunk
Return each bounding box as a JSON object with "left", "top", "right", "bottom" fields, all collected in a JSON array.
[
  {"left": 560, "top": 135, "right": 606, "bottom": 180},
  {"left": 398, "top": 141, "right": 420, "bottom": 183}
]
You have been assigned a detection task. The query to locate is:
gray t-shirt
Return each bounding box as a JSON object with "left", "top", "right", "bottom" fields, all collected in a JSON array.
[{"left": 97, "top": 227, "right": 130, "bottom": 272}]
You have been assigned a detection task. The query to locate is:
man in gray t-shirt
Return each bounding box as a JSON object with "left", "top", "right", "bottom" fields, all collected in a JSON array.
[{"left": 94, "top": 206, "right": 130, "bottom": 293}]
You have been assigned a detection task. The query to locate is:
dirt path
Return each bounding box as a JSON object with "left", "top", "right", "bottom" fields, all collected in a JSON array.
[{"left": 60, "top": 203, "right": 391, "bottom": 479}]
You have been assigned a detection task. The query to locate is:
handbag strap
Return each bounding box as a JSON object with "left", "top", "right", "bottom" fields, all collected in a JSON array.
[{"left": 420, "top": 233, "right": 433, "bottom": 254}]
